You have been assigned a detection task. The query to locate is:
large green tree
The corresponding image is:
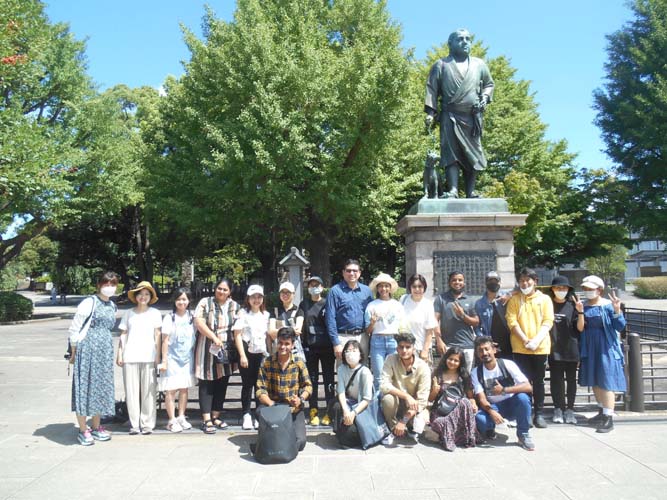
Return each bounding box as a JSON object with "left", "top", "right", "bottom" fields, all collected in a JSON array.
[
  {"left": 0, "top": 0, "right": 91, "bottom": 267},
  {"left": 0, "top": 1, "right": 145, "bottom": 272},
  {"left": 146, "top": 0, "right": 419, "bottom": 285},
  {"left": 594, "top": 0, "right": 667, "bottom": 241}
]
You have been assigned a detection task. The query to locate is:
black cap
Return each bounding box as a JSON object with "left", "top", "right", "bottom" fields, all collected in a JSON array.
[{"left": 551, "top": 275, "right": 573, "bottom": 289}]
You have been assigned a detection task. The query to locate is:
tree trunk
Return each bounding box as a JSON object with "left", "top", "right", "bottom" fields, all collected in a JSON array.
[
  {"left": 132, "top": 205, "right": 153, "bottom": 282},
  {"left": 306, "top": 214, "right": 335, "bottom": 286},
  {"left": 0, "top": 221, "right": 47, "bottom": 270}
]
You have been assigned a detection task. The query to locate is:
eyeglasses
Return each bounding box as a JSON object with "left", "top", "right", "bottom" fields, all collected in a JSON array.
[{"left": 344, "top": 269, "right": 360, "bottom": 273}]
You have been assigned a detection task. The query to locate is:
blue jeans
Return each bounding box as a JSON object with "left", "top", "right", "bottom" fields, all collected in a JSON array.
[
  {"left": 475, "top": 392, "right": 531, "bottom": 437},
  {"left": 370, "top": 334, "right": 397, "bottom": 391}
]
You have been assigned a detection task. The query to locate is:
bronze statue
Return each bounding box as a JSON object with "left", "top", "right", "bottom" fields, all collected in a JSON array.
[
  {"left": 423, "top": 151, "right": 442, "bottom": 199},
  {"left": 425, "top": 29, "right": 494, "bottom": 198}
]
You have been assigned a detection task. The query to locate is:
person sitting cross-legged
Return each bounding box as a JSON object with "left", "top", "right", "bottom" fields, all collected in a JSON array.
[
  {"left": 471, "top": 336, "right": 536, "bottom": 451},
  {"left": 380, "top": 332, "right": 431, "bottom": 446}
]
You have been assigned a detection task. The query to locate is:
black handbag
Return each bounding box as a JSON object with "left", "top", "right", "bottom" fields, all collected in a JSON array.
[{"left": 433, "top": 384, "right": 464, "bottom": 417}]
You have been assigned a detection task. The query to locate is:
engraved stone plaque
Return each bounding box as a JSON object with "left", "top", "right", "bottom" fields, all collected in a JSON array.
[{"left": 433, "top": 251, "right": 497, "bottom": 296}]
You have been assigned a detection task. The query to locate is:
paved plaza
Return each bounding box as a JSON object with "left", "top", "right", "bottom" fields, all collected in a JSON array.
[{"left": 1, "top": 294, "right": 666, "bottom": 499}]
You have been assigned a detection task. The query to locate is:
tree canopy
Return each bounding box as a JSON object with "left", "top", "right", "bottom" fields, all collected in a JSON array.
[
  {"left": 145, "top": 0, "right": 420, "bottom": 285},
  {"left": 594, "top": 0, "right": 667, "bottom": 241}
]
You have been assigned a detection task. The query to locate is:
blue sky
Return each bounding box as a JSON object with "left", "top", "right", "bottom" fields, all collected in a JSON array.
[{"left": 45, "top": 0, "right": 633, "bottom": 172}]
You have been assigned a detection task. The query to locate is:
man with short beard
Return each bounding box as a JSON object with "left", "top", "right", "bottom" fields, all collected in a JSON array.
[
  {"left": 433, "top": 271, "right": 479, "bottom": 371},
  {"left": 471, "top": 336, "right": 535, "bottom": 451}
]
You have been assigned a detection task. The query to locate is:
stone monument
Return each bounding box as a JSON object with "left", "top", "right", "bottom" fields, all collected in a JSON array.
[{"left": 398, "top": 29, "right": 526, "bottom": 296}]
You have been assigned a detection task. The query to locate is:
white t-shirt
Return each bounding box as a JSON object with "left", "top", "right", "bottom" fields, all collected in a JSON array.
[
  {"left": 119, "top": 307, "right": 162, "bottom": 363},
  {"left": 401, "top": 295, "right": 438, "bottom": 351},
  {"left": 471, "top": 358, "right": 528, "bottom": 404},
  {"left": 364, "top": 298, "right": 404, "bottom": 335},
  {"left": 233, "top": 309, "right": 270, "bottom": 355}
]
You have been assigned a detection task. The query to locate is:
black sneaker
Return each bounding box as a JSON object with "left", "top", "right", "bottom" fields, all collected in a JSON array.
[
  {"left": 533, "top": 414, "right": 547, "bottom": 429},
  {"left": 596, "top": 415, "right": 614, "bottom": 433},
  {"left": 485, "top": 429, "right": 497, "bottom": 440},
  {"left": 588, "top": 409, "right": 604, "bottom": 426}
]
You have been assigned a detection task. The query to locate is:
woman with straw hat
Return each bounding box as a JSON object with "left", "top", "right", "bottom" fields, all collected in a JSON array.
[
  {"left": 365, "top": 272, "right": 404, "bottom": 391},
  {"left": 116, "top": 281, "right": 162, "bottom": 435}
]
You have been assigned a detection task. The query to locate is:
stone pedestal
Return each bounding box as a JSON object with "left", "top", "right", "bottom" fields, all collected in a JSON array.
[{"left": 396, "top": 198, "right": 527, "bottom": 297}]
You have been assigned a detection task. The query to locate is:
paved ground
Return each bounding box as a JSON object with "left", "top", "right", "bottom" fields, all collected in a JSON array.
[{"left": 1, "top": 293, "right": 667, "bottom": 499}]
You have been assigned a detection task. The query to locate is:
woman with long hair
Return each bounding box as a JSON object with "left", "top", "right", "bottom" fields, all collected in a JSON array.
[
  {"left": 428, "top": 346, "right": 479, "bottom": 451},
  {"left": 193, "top": 278, "right": 240, "bottom": 434}
]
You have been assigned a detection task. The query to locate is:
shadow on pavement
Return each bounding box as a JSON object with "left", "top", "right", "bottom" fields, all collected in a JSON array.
[{"left": 33, "top": 423, "right": 77, "bottom": 446}]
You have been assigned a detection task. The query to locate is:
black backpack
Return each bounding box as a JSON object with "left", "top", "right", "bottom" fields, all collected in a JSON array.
[
  {"left": 253, "top": 404, "right": 298, "bottom": 464},
  {"left": 476, "top": 358, "right": 515, "bottom": 394}
]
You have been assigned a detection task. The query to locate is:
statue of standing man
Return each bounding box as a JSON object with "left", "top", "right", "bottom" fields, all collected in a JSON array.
[{"left": 425, "top": 29, "right": 494, "bottom": 198}]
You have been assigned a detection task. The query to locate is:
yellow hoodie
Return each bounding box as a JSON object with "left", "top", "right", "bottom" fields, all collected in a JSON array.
[{"left": 505, "top": 290, "right": 554, "bottom": 355}]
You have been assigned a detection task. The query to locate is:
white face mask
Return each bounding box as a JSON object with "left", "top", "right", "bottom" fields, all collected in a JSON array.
[
  {"left": 309, "top": 286, "right": 323, "bottom": 296},
  {"left": 583, "top": 290, "right": 598, "bottom": 300},
  {"left": 345, "top": 351, "right": 361, "bottom": 366},
  {"left": 99, "top": 286, "right": 117, "bottom": 298},
  {"left": 520, "top": 286, "right": 533, "bottom": 295},
  {"left": 554, "top": 290, "right": 568, "bottom": 300}
]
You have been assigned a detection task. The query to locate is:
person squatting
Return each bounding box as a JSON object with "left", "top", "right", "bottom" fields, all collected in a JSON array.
[{"left": 69, "top": 265, "right": 626, "bottom": 453}]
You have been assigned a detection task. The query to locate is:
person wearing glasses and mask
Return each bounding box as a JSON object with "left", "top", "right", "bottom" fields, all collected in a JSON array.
[{"left": 325, "top": 259, "right": 373, "bottom": 362}]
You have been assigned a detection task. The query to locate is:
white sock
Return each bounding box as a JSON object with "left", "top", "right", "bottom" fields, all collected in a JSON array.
[{"left": 602, "top": 408, "right": 614, "bottom": 416}]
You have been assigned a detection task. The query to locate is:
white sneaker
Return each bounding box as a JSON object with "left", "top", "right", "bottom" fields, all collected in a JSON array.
[
  {"left": 564, "top": 409, "right": 577, "bottom": 424},
  {"left": 167, "top": 419, "right": 183, "bottom": 433},
  {"left": 177, "top": 415, "right": 192, "bottom": 430},
  {"left": 381, "top": 433, "right": 395, "bottom": 446},
  {"left": 242, "top": 413, "right": 253, "bottom": 430},
  {"left": 253, "top": 418, "right": 259, "bottom": 430},
  {"left": 552, "top": 408, "right": 564, "bottom": 424}
]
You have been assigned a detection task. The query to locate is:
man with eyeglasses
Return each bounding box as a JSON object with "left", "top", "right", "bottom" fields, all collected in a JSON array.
[{"left": 325, "top": 259, "right": 373, "bottom": 362}]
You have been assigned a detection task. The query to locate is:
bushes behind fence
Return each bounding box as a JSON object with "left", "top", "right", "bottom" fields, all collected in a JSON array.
[
  {"left": 0, "top": 292, "right": 33, "bottom": 322},
  {"left": 633, "top": 277, "right": 667, "bottom": 299}
]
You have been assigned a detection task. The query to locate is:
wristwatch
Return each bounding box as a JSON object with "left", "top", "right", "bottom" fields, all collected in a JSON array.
[{"left": 501, "top": 387, "right": 507, "bottom": 396}]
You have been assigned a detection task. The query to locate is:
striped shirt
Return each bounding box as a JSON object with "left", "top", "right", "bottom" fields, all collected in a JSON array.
[
  {"left": 193, "top": 297, "right": 240, "bottom": 381},
  {"left": 256, "top": 354, "right": 312, "bottom": 412}
]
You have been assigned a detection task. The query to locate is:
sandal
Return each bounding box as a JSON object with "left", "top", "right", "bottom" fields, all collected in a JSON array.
[
  {"left": 201, "top": 420, "right": 216, "bottom": 434},
  {"left": 212, "top": 418, "right": 229, "bottom": 430}
]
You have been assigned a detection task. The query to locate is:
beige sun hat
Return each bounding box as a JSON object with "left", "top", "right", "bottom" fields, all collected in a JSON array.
[
  {"left": 127, "top": 281, "right": 159, "bottom": 305},
  {"left": 369, "top": 272, "right": 399, "bottom": 295},
  {"left": 581, "top": 275, "right": 605, "bottom": 290}
]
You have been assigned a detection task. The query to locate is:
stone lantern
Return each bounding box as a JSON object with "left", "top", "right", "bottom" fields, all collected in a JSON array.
[{"left": 279, "top": 247, "right": 310, "bottom": 304}]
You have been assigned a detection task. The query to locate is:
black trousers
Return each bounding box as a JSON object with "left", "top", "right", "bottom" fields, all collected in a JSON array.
[
  {"left": 306, "top": 347, "right": 336, "bottom": 411},
  {"left": 550, "top": 359, "right": 578, "bottom": 410},
  {"left": 198, "top": 376, "right": 229, "bottom": 414},
  {"left": 513, "top": 353, "right": 547, "bottom": 414},
  {"left": 239, "top": 348, "right": 264, "bottom": 414}
]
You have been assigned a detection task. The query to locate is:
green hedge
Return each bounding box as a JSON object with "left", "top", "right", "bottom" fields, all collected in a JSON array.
[
  {"left": 633, "top": 277, "right": 667, "bottom": 299},
  {"left": 0, "top": 292, "right": 33, "bottom": 321}
]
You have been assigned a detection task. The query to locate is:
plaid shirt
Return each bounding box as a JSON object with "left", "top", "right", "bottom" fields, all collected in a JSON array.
[{"left": 256, "top": 353, "right": 312, "bottom": 412}]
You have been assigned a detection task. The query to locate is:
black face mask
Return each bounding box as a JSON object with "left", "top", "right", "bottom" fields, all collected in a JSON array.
[{"left": 486, "top": 282, "right": 501, "bottom": 293}]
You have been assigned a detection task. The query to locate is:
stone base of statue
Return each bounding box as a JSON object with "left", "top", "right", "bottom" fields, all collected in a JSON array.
[{"left": 396, "top": 198, "right": 527, "bottom": 297}]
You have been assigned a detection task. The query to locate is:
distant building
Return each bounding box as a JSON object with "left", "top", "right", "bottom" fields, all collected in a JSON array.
[{"left": 625, "top": 234, "right": 667, "bottom": 280}]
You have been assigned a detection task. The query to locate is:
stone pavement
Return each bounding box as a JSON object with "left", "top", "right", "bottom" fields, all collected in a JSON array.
[{"left": 1, "top": 296, "right": 667, "bottom": 499}]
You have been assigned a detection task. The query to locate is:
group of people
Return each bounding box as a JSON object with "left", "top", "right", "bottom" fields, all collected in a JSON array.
[{"left": 69, "top": 262, "right": 627, "bottom": 455}]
